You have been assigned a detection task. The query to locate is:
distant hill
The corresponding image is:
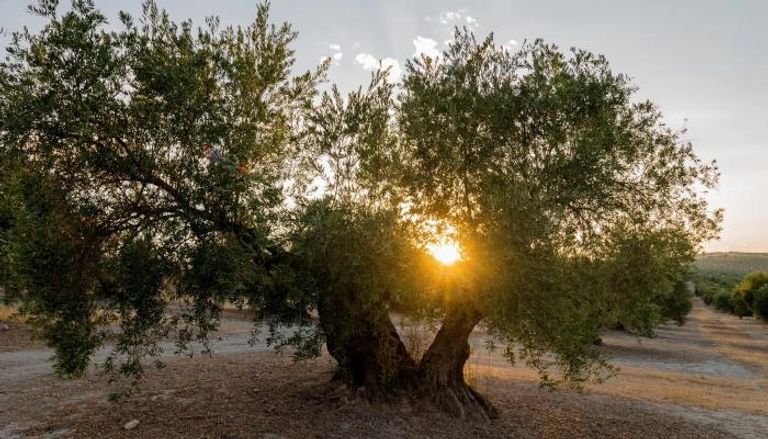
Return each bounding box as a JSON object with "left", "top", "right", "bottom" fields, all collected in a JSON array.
[{"left": 695, "top": 252, "right": 768, "bottom": 276}]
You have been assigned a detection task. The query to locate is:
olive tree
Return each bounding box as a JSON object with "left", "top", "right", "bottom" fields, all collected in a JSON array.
[
  {"left": 1, "top": 1, "right": 720, "bottom": 421},
  {"left": 733, "top": 272, "right": 768, "bottom": 320},
  {"left": 299, "top": 31, "right": 719, "bottom": 416},
  {"left": 0, "top": 0, "right": 323, "bottom": 379}
]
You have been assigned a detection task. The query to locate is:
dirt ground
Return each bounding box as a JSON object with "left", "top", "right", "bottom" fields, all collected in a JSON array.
[{"left": 1, "top": 299, "right": 767, "bottom": 438}]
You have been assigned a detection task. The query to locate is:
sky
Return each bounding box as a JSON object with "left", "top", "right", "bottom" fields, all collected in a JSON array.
[{"left": 1, "top": 0, "right": 766, "bottom": 253}]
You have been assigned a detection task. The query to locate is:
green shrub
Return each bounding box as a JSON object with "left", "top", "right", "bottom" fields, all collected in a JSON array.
[
  {"left": 693, "top": 272, "right": 738, "bottom": 305},
  {"left": 657, "top": 281, "right": 693, "bottom": 325},
  {"left": 751, "top": 285, "right": 768, "bottom": 321},
  {"left": 731, "top": 294, "right": 753, "bottom": 318},
  {"left": 734, "top": 272, "right": 768, "bottom": 320},
  {"left": 713, "top": 292, "right": 733, "bottom": 313}
]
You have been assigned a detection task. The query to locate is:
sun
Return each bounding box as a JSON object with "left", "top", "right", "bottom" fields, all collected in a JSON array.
[{"left": 427, "top": 241, "right": 462, "bottom": 265}]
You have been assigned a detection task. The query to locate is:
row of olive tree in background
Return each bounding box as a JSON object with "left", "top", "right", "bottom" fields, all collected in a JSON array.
[
  {"left": 695, "top": 271, "right": 768, "bottom": 319},
  {"left": 0, "top": 0, "right": 720, "bottom": 419}
]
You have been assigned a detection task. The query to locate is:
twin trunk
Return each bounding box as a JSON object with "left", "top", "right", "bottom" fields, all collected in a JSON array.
[{"left": 318, "top": 296, "right": 498, "bottom": 420}]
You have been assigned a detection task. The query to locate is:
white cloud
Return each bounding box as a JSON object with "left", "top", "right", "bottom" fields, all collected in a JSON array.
[
  {"left": 503, "top": 39, "right": 520, "bottom": 51},
  {"left": 436, "top": 10, "right": 480, "bottom": 29},
  {"left": 439, "top": 11, "right": 461, "bottom": 24},
  {"left": 413, "top": 36, "right": 440, "bottom": 59},
  {"left": 381, "top": 57, "right": 402, "bottom": 82},
  {"left": 355, "top": 53, "right": 379, "bottom": 70},
  {"left": 354, "top": 53, "right": 402, "bottom": 83},
  {"left": 322, "top": 44, "right": 344, "bottom": 66}
]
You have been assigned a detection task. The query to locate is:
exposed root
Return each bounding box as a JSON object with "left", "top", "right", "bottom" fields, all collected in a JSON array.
[
  {"left": 330, "top": 371, "right": 497, "bottom": 422},
  {"left": 422, "top": 381, "right": 498, "bottom": 421}
]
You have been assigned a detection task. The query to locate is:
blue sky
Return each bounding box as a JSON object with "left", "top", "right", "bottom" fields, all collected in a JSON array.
[{"left": 2, "top": 1, "right": 766, "bottom": 252}]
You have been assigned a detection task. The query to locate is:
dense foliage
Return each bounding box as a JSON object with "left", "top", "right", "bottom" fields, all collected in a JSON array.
[
  {"left": 733, "top": 272, "right": 768, "bottom": 320},
  {"left": 1, "top": 0, "right": 720, "bottom": 417},
  {"left": 396, "top": 32, "right": 717, "bottom": 342},
  {"left": 694, "top": 271, "right": 741, "bottom": 305},
  {"left": 0, "top": 0, "right": 323, "bottom": 380}
]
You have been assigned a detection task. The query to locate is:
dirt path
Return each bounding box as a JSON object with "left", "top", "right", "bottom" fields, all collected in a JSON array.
[
  {"left": 464, "top": 299, "right": 768, "bottom": 438},
  {"left": 1, "top": 300, "right": 767, "bottom": 438}
]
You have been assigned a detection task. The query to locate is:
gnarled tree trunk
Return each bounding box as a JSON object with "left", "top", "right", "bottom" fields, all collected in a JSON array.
[
  {"left": 318, "top": 293, "right": 497, "bottom": 420},
  {"left": 318, "top": 292, "right": 416, "bottom": 396},
  {"left": 418, "top": 305, "right": 498, "bottom": 420}
]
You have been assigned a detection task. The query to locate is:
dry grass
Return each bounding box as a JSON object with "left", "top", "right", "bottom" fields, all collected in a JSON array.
[
  {"left": 0, "top": 304, "right": 42, "bottom": 352},
  {"left": 0, "top": 303, "right": 23, "bottom": 321},
  {"left": 595, "top": 367, "right": 768, "bottom": 415},
  {"left": 467, "top": 360, "right": 768, "bottom": 416},
  {"left": 398, "top": 317, "right": 435, "bottom": 361},
  {"left": 696, "top": 311, "right": 768, "bottom": 370}
]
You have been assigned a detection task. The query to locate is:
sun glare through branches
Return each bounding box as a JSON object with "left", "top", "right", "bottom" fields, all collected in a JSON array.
[{"left": 427, "top": 240, "right": 462, "bottom": 265}]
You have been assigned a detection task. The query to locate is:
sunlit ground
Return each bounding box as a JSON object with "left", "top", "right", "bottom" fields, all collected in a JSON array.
[{"left": 460, "top": 299, "right": 768, "bottom": 435}]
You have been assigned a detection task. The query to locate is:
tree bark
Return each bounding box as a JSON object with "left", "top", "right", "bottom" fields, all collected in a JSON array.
[
  {"left": 418, "top": 305, "right": 498, "bottom": 420},
  {"left": 318, "top": 292, "right": 416, "bottom": 395}
]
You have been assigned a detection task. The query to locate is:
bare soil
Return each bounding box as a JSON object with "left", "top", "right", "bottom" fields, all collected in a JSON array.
[{"left": 1, "top": 299, "right": 767, "bottom": 438}]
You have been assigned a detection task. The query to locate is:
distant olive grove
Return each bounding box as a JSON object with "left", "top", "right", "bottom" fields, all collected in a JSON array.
[{"left": 696, "top": 270, "right": 768, "bottom": 320}]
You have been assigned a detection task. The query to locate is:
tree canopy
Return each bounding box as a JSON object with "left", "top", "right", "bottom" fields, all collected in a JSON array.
[
  {"left": 0, "top": 0, "right": 721, "bottom": 419},
  {"left": 733, "top": 272, "right": 768, "bottom": 320}
]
